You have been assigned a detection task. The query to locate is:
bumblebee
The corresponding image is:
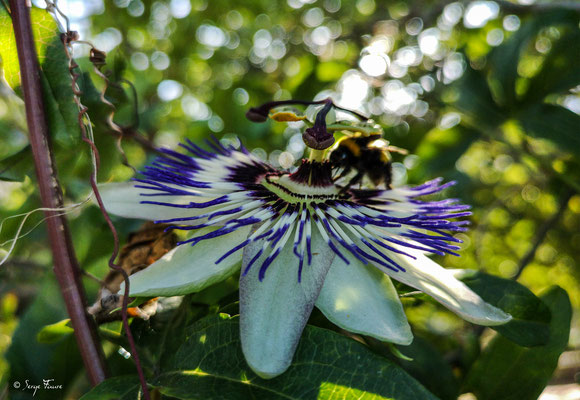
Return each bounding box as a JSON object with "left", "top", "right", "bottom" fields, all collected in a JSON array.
[{"left": 329, "top": 133, "right": 407, "bottom": 191}]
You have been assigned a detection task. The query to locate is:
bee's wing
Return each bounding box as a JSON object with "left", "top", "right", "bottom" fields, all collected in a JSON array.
[{"left": 387, "top": 145, "right": 409, "bottom": 155}]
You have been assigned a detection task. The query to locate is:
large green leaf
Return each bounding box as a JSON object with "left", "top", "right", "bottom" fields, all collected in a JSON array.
[
  {"left": 460, "top": 272, "right": 551, "bottom": 347},
  {"left": 79, "top": 376, "right": 141, "bottom": 400},
  {"left": 154, "top": 314, "right": 439, "bottom": 400},
  {"left": 0, "top": 6, "right": 80, "bottom": 146},
  {"left": 395, "top": 338, "right": 460, "bottom": 400},
  {"left": 463, "top": 286, "right": 571, "bottom": 400},
  {"left": 39, "top": 40, "right": 82, "bottom": 148},
  {"left": 0, "top": 7, "right": 54, "bottom": 89},
  {"left": 519, "top": 103, "right": 580, "bottom": 157},
  {"left": 0, "top": 145, "right": 32, "bottom": 182}
]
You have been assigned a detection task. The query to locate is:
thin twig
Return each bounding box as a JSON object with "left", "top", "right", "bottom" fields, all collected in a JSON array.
[
  {"left": 85, "top": 138, "right": 151, "bottom": 400},
  {"left": 122, "top": 127, "right": 162, "bottom": 153},
  {"left": 8, "top": 0, "right": 106, "bottom": 386},
  {"left": 512, "top": 189, "right": 574, "bottom": 280},
  {"left": 89, "top": 48, "right": 137, "bottom": 173}
]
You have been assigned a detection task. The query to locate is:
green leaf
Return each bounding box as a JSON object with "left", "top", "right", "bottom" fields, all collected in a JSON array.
[
  {"left": 0, "top": 145, "right": 32, "bottom": 182},
  {"left": 460, "top": 272, "right": 551, "bottom": 347},
  {"left": 40, "top": 42, "right": 82, "bottom": 147},
  {"left": 519, "top": 103, "right": 580, "bottom": 157},
  {"left": 36, "top": 318, "right": 73, "bottom": 344},
  {"left": 155, "top": 314, "right": 439, "bottom": 400},
  {"left": 0, "top": 7, "right": 55, "bottom": 89},
  {"left": 79, "top": 375, "right": 141, "bottom": 400},
  {"left": 0, "top": 6, "right": 80, "bottom": 146},
  {"left": 396, "top": 338, "right": 460, "bottom": 400},
  {"left": 464, "top": 286, "right": 571, "bottom": 400}
]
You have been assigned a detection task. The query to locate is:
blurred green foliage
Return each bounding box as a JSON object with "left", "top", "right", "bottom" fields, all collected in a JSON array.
[{"left": 1, "top": 0, "right": 579, "bottom": 398}]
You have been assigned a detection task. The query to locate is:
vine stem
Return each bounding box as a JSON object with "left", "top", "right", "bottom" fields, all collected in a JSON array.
[{"left": 9, "top": 0, "right": 107, "bottom": 386}]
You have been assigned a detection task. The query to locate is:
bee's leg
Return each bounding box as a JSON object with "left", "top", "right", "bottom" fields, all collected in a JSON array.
[
  {"left": 333, "top": 166, "right": 352, "bottom": 181},
  {"left": 384, "top": 162, "right": 392, "bottom": 189}
]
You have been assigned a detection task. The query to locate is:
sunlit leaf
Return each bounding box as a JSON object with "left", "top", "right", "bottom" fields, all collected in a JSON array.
[
  {"left": 0, "top": 7, "right": 56, "bottom": 89},
  {"left": 36, "top": 318, "right": 73, "bottom": 344}
]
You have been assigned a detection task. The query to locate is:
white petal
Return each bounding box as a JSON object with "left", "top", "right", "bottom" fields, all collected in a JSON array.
[
  {"left": 97, "top": 182, "right": 216, "bottom": 221},
  {"left": 121, "top": 226, "right": 251, "bottom": 297},
  {"left": 384, "top": 249, "right": 511, "bottom": 326},
  {"left": 239, "top": 227, "right": 335, "bottom": 379},
  {"left": 316, "top": 253, "right": 413, "bottom": 345}
]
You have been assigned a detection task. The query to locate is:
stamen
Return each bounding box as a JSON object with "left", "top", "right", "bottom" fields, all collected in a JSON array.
[{"left": 288, "top": 160, "right": 334, "bottom": 187}]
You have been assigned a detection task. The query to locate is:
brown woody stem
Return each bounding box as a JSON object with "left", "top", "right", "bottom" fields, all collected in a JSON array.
[{"left": 9, "top": 0, "right": 107, "bottom": 386}]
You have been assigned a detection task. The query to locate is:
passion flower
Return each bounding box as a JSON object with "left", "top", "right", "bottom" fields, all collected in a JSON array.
[{"left": 99, "top": 101, "right": 510, "bottom": 378}]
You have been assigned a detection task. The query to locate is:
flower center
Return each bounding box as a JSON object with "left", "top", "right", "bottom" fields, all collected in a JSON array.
[{"left": 260, "top": 161, "right": 343, "bottom": 204}]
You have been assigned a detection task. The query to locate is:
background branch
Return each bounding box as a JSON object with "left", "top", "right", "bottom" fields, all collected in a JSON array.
[{"left": 512, "top": 189, "right": 574, "bottom": 280}]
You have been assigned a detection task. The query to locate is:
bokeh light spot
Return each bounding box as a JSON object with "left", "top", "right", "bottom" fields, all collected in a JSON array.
[
  {"left": 157, "top": 80, "right": 183, "bottom": 102},
  {"left": 464, "top": 1, "right": 499, "bottom": 29},
  {"left": 359, "top": 54, "right": 389, "bottom": 77}
]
